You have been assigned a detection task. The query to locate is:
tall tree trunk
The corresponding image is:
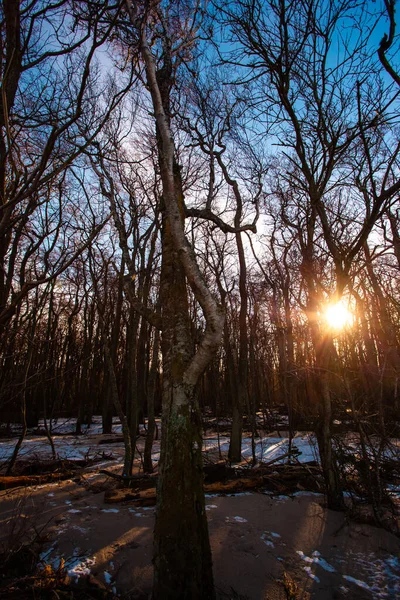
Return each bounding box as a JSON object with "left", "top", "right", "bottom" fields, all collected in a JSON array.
[
  {"left": 127, "top": 8, "right": 224, "bottom": 596},
  {"left": 153, "top": 191, "right": 213, "bottom": 598}
]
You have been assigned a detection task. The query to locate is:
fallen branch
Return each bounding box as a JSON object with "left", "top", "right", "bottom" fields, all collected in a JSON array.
[
  {"left": 102, "top": 461, "right": 323, "bottom": 505},
  {"left": 0, "top": 472, "right": 75, "bottom": 490},
  {"left": 104, "top": 475, "right": 265, "bottom": 504}
]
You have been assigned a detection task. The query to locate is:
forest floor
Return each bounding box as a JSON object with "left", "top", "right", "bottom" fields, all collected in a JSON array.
[{"left": 0, "top": 419, "right": 399, "bottom": 599}]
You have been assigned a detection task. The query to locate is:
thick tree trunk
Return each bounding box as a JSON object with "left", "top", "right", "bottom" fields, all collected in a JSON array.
[
  {"left": 153, "top": 384, "right": 213, "bottom": 599},
  {"left": 152, "top": 165, "right": 214, "bottom": 598},
  {"left": 125, "top": 8, "right": 224, "bottom": 597}
]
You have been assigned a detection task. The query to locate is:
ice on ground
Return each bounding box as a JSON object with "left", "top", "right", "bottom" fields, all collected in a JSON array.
[
  {"left": 205, "top": 504, "right": 218, "bottom": 511},
  {"left": 101, "top": 508, "right": 119, "bottom": 513},
  {"left": 67, "top": 509, "right": 82, "bottom": 514}
]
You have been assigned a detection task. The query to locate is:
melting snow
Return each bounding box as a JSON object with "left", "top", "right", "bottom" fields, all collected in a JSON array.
[
  {"left": 71, "top": 525, "right": 88, "bottom": 533},
  {"left": 341, "top": 551, "right": 400, "bottom": 599},
  {"left": 101, "top": 508, "right": 119, "bottom": 513},
  {"left": 297, "top": 550, "right": 336, "bottom": 572},
  {"left": 261, "top": 532, "right": 281, "bottom": 548},
  {"left": 296, "top": 551, "right": 313, "bottom": 564},
  {"left": 225, "top": 515, "right": 247, "bottom": 523},
  {"left": 303, "top": 566, "right": 320, "bottom": 582},
  {"left": 202, "top": 434, "right": 318, "bottom": 464},
  {"left": 67, "top": 556, "right": 96, "bottom": 583},
  {"left": 343, "top": 575, "right": 370, "bottom": 591},
  {"left": 104, "top": 571, "right": 112, "bottom": 584},
  {"left": 128, "top": 508, "right": 147, "bottom": 517}
]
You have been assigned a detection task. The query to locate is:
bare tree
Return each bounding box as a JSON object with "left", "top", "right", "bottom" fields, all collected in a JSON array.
[
  {"left": 122, "top": 2, "right": 225, "bottom": 597},
  {"left": 0, "top": 0, "right": 132, "bottom": 337}
]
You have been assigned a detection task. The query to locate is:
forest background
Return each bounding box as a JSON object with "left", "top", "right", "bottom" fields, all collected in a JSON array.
[{"left": 1, "top": 1, "right": 400, "bottom": 598}]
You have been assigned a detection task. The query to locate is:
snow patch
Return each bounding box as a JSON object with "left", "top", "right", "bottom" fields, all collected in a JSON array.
[
  {"left": 104, "top": 571, "right": 112, "bottom": 584},
  {"left": 67, "top": 556, "right": 96, "bottom": 583},
  {"left": 297, "top": 550, "right": 335, "bottom": 572},
  {"left": 303, "top": 566, "right": 320, "bottom": 582},
  {"left": 225, "top": 515, "right": 248, "bottom": 523},
  {"left": 343, "top": 575, "right": 370, "bottom": 591},
  {"left": 71, "top": 525, "right": 88, "bottom": 533}
]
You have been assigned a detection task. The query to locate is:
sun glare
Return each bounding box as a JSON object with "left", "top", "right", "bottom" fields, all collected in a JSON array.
[{"left": 324, "top": 301, "right": 353, "bottom": 330}]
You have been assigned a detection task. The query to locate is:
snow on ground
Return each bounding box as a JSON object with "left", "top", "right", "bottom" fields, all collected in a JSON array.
[
  {"left": 0, "top": 416, "right": 162, "bottom": 465},
  {"left": 341, "top": 551, "right": 400, "bottom": 599},
  {"left": 203, "top": 433, "right": 318, "bottom": 464},
  {"left": 290, "top": 545, "right": 400, "bottom": 598},
  {"left": 0, "top": 433, "right": 319, "bottom": 471},
  {"left": 0, "top": 416, "right": 399, "bottom": 501}
]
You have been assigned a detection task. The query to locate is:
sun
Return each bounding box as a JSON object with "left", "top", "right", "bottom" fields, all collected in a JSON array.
[{"left": 323, "top": 301, "right": 353, "bottom": 330}]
